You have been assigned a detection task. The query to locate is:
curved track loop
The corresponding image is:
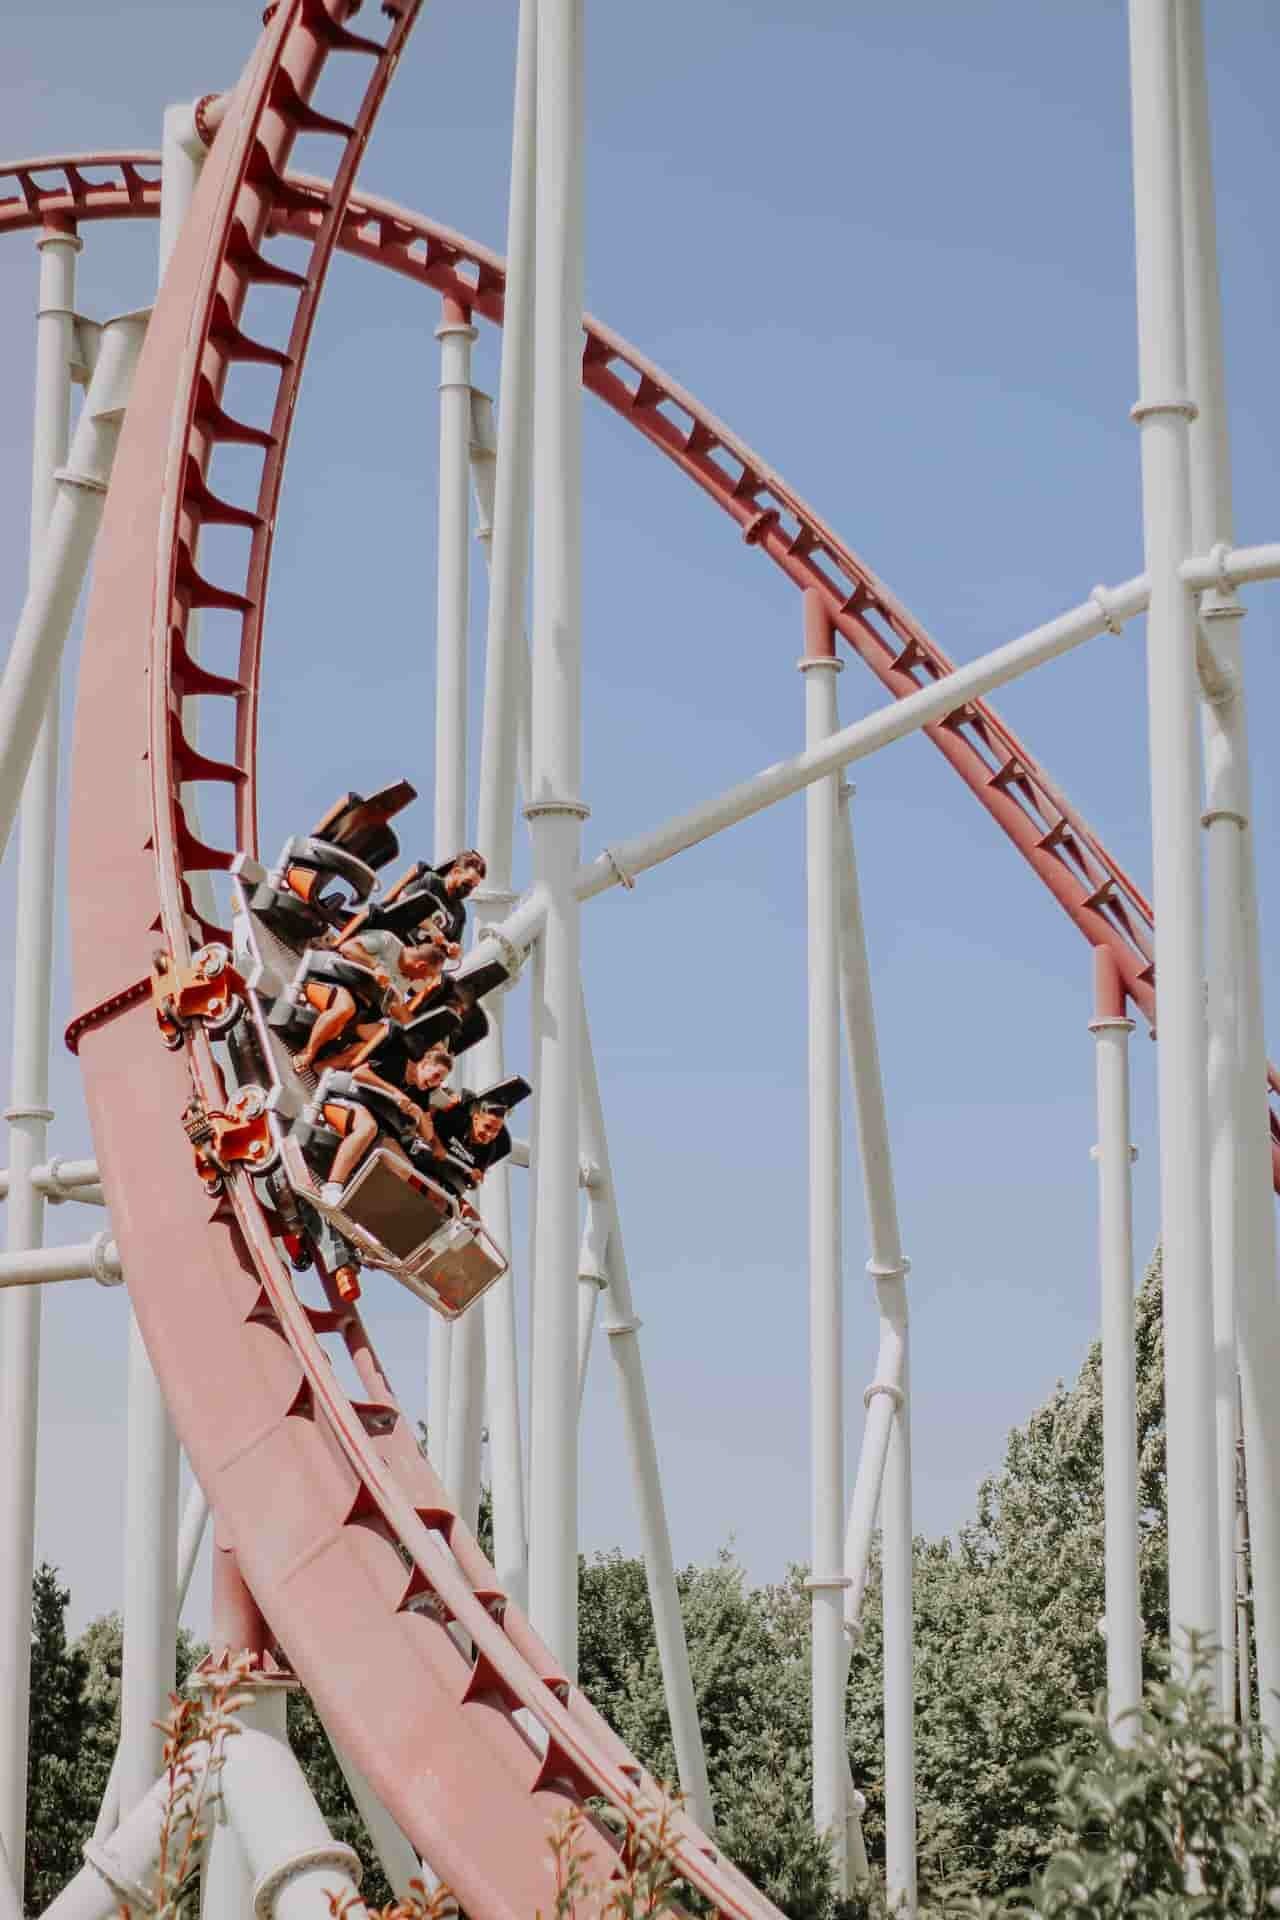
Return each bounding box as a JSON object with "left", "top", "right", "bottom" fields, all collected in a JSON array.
[
  {"left": 8, "top": 150, "right": 1280, "bottom": 1177},
  {"left": 63, "top": 10, "right": 781, "bottom": 1920}
]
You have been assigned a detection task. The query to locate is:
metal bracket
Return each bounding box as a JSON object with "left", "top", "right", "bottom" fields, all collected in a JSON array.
[{"left": 151, "top": 944, "right": 246, "bottom": 1049}]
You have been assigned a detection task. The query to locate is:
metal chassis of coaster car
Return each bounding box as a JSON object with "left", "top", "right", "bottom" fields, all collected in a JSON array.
[{"left": 227, "top": 853, "right": 508, "bottom": 1320}]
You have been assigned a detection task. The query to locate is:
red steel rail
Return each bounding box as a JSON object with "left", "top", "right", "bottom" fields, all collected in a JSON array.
[
  {"left": 6, "top": 148, "right": 1278, "bottom": 1177},
  {"left": 60, "top": 7, "right": 783, "bottom": 1919}
]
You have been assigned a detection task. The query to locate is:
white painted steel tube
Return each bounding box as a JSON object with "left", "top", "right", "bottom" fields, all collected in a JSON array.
[
  {"left": 1176, "top": 0, "right": 1280, "bottom": 1740},
  {"left": 0, "top": 306, "right": 146, "bottom": 864},
  {"left": 0, "top": 1835, "right": 20, "bottom": 1920},
  {"left": 323, "top": 1734, "right": 420, "bottom": 1903},
  {"left": 833, "top": 789, "right": 915, "bottom": 1912},
  {"left": 218, "top": 1728, "right": 366, "bottom": 1920},
  {"left": 43, "top": 1745, "right": 217, "bottom": 1920},
  {"left": 1182, "top": 543, "right": 1280, "bottom": 592},
  {"left": 527, "top": 0, "right": 587, "bottom": 1676},
  {"left": 117, "top": 117, "right": 208, "bottom": 1835},
  {"left": 1090, "top": 968, "right": 1143, "bottom": 1736},
  {"left": 1128, "top": 0, "right": 1220, "bottom": 1678},
  {"left": 0, "top": 1237, "right": 121, "bottom": 1287},
  {"left": 459, "top": 0, "right": 538, "bottom": 1598},
  {"left": 574, "top": 575, "right": 1149, "bottom": 906},
  {"left": 429, "top": 294, "right": 477, "bottom": 1484},
  {"left": 118, "top": 1312, "right": 180, "bottom": 1815},
  {"left": 881, "top": 1368, "right": 915, "bottom": 1916},
  {"left": 468, "top": 405, "right": 527, "bottom": 1592},
  {"left": 799, "top": 610, "right": 847, "bottom": 1891},
  {"left": 578, "top": 995, "right": 715, "bottom": 1832},
  {"left": 576, "top": 1189, "right": 609, "bottom": 1412},
  {"left": 176, "top": 1479, "right": 211, "bottom": 1620},
  {"left": 0, "top": 213, "right": 78, "bottom": 1901}
]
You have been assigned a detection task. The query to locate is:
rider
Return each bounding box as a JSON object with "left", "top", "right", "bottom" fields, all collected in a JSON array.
[
  {"left": 430, "top": 1079, "right": 529, "bottom": 1202},
  {"left": 317, "top": 1040, "right": 460, "bottom": 1204},
  {"left": 292, "top": 917, "right": 455, "bottom": 1077}
]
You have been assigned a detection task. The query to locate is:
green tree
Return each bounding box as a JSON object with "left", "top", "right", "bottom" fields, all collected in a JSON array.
[
  {"left": 577, "top": 1548, "right": 835, "bottom": 1920},
  {"left": 25, "top": 1564, "right": 96, "bottom": 1913}
]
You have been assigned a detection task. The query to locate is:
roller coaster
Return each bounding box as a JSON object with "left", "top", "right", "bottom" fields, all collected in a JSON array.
[{"left": 1, "top": 5, "right": 1279, "bottom": 1918}]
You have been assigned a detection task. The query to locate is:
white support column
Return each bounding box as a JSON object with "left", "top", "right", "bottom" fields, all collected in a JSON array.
[
  {"left": 0, "top": 305, "right": 146, "bottom": 864},
  {"left": 833, "top": 785, "right": 915, "bottom": 1915},
  {"left": 527, "top": 0, "right": 586, "bottom": 1676},
  {"left": 798, "top": 596, "right": 847, "bottom": 1893},
  {"left": 1127, "top": 0, "right": 1220, "bottom": 1678},
  {"left": 1176, "top": 0, "right": 1280, "bottom": 1739},
  {"left": 459, "top": 0, "right": 538, "bottom": 1603},
  {"left": 217, "top": 1729, "right": 366, "bottom": 1920},
  {"left": 578, "top": 994, "right": 715, "bottom": 1832},
  {"left": 430, "top": 292, "right": 478, "bottom": 1483},
  {"left": 117, "top": 1319, "right": 180, "bottom": 1816},
  {"left": 466, "top": 398, "right": 531, "bottom": 1597},
  {"left": 1090, "top": 952, "right": 1143, "bottom": 1736},
  {"left": 176, "top": 1480, "right": 211, "bottom": 1619},
  {"left": 0, "top": 212, "right": 79, "bottom": 1897},
  {"left": 118, "top": 109, "right": 209, "bottom": 1824},
  {"left": 576, "top": 1189, "right": 608, "bottom": 1412}
]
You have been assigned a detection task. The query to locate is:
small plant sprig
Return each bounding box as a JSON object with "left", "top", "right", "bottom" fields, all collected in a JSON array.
[
  {"left": 328, "top": 1873, "right": 459, "bottom": 1920},
  {"left": 144, "top": 1651, "right": 257, "bottom": 1920},
  {"left": 543, "top": 1786, "right": 690, "bottom": 1920}
]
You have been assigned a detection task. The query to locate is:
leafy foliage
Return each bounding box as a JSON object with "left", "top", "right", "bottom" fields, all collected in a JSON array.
[{"left": 24, "top": 1564, "right": 96, "bottom": 1912}]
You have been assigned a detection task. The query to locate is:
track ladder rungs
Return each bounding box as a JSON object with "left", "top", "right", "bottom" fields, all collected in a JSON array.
[
  {"left": 175, "top": 539, "right": 254, "bottom": 615},
  {"left": 269, "top": 67, "right": 357, "bottom": 139},
  {"left": 170, "top": 624, "right": 246, "bottom": 700},
  {"left": 193, "top": 375, "right": 277, "bottom": 449},
  {"left": 300, "top": 0, "right": 385, "bottom": 57},
  {"left": 226, "top": 218, "right": 308, "bottom": 290},
  {"left": 208, "top": 292, "right": 293, "bottom": 370}
]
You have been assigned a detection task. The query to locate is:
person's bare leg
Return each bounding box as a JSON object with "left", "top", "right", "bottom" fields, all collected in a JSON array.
[
  {"left": 294, "top": 986, "right": 357, "bottom": 1073},
  {"left": 328, "top": 1104, "right": 378, "bottom": 1188}
]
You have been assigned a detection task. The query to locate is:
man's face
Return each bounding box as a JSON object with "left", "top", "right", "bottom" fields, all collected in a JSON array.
[
  {"left": 402, "top": 938, "right": 444, "bottom": 979},
  {"left": 411, "top": 1049, "right": 452, "bottom": 1090},
  {"left": 471, "top": 1107, "right": 504, "bottom": 1145},
  {"left": 447, "top": 855, "right": 485, "bottom": 897}
]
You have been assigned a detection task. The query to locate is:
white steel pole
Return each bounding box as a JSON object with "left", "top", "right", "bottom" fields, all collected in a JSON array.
[
  {"left": 1090, "top": 951, "right": 1143, "bottom": 1736},
  {"left": 574, "top": 574, "right": 1149, "bottom": 907},
  {"left": 526, "top": 0, "right": 586, "bottom": 1676},
  {"left": 0, "top": 212, "right": 79, "bottom": 1896},
  {"left": 578, "top": 995, "right": 715, "bottom": 1831},
  {"left": 118, "top": 112, "right": 209, "bottom": 1823},
  {"left": 1127, "top": 0, "right": 1220, "bottom": 1678},
  {"left": 798, "top": 597, "right": 847, "bottom": 1893},
  {"left": 430, "top": 291, "right": 478, "bottom": 1483},
  {"left": 467, "top": 389, "right": 532, "bottom": 1595},
  {"left": 832, "top": 783, "right": 915, "bottom": 1913},
  {"left": 176, "top": 1480, "right": 211, "bottom": 1619},
  {"left": 118, "top": 1317, "right": 180, "bottom": 1814},
  {"left": 462, "top": 0, "right": 538, "bottom": 1600},
  {"left": 0, "top": 306, "right": 146, "bottom": 865},
  {"left": 217, "top": 1730, "right": 366, "bottom": 1920},
  {"left": 1176, "top": 0, "right": 1280, "bottom": 1740},
  {"left": 576, "top": 1203, "right": 608, "bottom": 1412}
]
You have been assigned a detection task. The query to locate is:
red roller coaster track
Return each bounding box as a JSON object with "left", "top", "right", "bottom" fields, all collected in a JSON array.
[
  {"left": 5, "top": 142, "right": 1279, "bottom": 1179},
  {"left": 0, "top": 2, "right": 1274, "bottom": 1913}
]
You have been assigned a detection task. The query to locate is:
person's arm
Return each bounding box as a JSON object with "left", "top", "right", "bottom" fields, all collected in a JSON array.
[{"left": 337, "top": 934, "right": 392, "bottom": 994}]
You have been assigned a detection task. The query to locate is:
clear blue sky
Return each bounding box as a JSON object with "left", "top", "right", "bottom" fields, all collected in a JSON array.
[{"left": 1, "top": 1, "right": 1278, "bottom": 1635}]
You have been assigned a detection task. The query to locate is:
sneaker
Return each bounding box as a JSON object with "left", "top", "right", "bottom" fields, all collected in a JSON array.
[{"left": 319, "top": 1181, "right": 344, "bottom": 1209}]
